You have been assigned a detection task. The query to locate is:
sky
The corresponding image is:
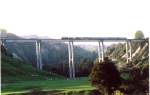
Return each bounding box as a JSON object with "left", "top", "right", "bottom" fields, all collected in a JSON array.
[{"left": 0, "top": 0, "right": 150, "bottom": 39}]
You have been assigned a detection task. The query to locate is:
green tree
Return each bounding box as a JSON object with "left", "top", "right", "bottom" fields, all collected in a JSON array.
[
  {"left": 89, "top": 57, "right": 121, "bottom": 95},
  {"left": 134, "top": 30, "right": 145, "bottom": 48},
  {"left": 135, "top": 30, "right": 144, "bottom": 39},
  {"left": 129, "top": 65, "right": 149, "bottom": 93},
  {"left": 0, "top": 29, "right": 7, "bottom": 38}
]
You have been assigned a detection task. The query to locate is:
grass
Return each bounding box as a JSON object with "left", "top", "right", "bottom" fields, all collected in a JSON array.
[
  {"left": 1, "top": 53, "right": 64, "bottom": 83},
  {"left": 1, "top": 77, "right": 95, "bottom": 95},
  {"left": 1, "top": 50, "right": 95, "bottom": 94}
]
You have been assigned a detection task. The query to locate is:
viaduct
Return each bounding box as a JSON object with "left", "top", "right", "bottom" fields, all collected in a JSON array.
[{"left": 0, "top": 37, "right": 147, "bottom": 79}]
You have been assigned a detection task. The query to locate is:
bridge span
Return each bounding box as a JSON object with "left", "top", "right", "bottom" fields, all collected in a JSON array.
[{"left": 0, "top": 37, "right": 147, "bottom": 79}]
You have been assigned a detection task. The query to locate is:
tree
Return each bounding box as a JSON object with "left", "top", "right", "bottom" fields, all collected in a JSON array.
[
  {"left": 135, "top": 30, "right": 144, "bottom": 39},
  {"left": 89, "top": 57, "right": 121, "bottom": 95},
  {"left": 134, "top": 30, "right": 145, "bottom": 48},
  {"left": 0, "top": 29, "right": 7, "bottom": 38},
  {"left": 128, "top": 65, "right": 149, "bottom": 93}
]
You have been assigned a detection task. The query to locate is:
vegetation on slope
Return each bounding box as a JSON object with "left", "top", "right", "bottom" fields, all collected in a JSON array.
[
  {"left": 90, "top": 57, "right": 121, "bottom": 95},
  {"left": 4, "top": 33, "right": 97, "bottom": 67},
  {"left": 103, "top": 31, "right": 149, "bottom": 94},
  {"left": 1, "top": 45, "right": 64, "bottom": 83}
]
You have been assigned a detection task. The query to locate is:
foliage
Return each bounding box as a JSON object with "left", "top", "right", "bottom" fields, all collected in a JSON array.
[
  {"left": 135, "top": 30, "right": 144, "bottom": 39},
  {"left": 75, "top": 59, "right": 94, "bottom": 77},
  {"left": 106, "top": 43, "right": 126, "bottom": 61},
  {"left": 128, "top": 65, "right": 149, "bottom": 92},
  {"left": 90, "top": 57, "right": 121, "bottom": 95},
  {"left": 107, "top": 40, "right": 149, "bottom": 95},
  {"left": 114, "top": 90, "right": 124, "bottom": 95},
  {"left": 43, "top": 58, "right": 94, "bottom": 77},
  {"left": 5, "top": 41, "right": 97, "bottom": 68},
  {"left": 1, "top": 45, "right": 64, "bottom": 83}
]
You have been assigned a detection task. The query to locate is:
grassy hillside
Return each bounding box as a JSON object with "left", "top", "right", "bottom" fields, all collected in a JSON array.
[
  {"left": 1, "top": 45, "right": 95, "bottom": 95},
  {"left": 1, "top": 46, "right": 64, "bottom": 83}
]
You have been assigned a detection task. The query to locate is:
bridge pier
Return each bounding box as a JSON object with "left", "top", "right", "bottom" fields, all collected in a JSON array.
[
  {"left": 126, "top": 40, "right": 132, "bottom": 63},
  {"left": 1, "top": 39, "right": 6, "bottom": 46},
  {"left": 35, "top": 40, "right": 42, "bottom": 70},
  {"left": 68, "top": 41, "right": 75, "bottom": 79},
  {"left": 1, "top": 30, "right": 7, "bottom": 46},
  {"left": 0, "top": 39, "right": 5, "bottom": 48},
  {"left": 0, "top": 40, "right": 2, "bottom": 47},
  {"left": 98, "top": 41, "right": 104, "bottom": 62}
]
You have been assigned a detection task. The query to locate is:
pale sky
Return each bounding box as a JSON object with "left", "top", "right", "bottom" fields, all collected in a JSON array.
[{"left": 0, "top": 0, "right": 150, "bottom": 39}]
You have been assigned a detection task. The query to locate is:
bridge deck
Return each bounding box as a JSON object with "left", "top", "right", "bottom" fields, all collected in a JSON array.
[{"left": 0, "top": 37, "right": 147, "bottom": 42}]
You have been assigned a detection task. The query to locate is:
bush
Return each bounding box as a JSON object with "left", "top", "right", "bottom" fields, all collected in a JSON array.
[
  {"left": 90, "top": 57, "right": 121, "bottom": 95},
  {"left": 135, "top": 30, "right": 144, "bottom": 39}
]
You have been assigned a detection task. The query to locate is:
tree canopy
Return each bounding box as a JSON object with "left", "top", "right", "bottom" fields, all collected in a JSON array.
[
  {"left": 90, "top": 57, "right": 121, "bottom": 95},
  {"left": 135, "top": 30, "right": 144, "bottom": 39}
]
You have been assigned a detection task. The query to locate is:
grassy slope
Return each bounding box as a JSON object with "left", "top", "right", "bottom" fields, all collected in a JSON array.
[
  {"left": 1, "top": 53, "right": 64, "bottom": 83},
  {"left": 2, "top": 77, "right": 94, "bottom": 95},
  {"left": 1, "top": 46, "right": 93, "bottom": 95}
]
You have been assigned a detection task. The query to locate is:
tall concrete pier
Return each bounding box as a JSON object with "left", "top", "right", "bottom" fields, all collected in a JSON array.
[{"left": 36, "top": 40, "right": 42, "bottom": 70}]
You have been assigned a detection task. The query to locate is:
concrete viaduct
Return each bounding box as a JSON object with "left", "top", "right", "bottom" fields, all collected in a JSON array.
[{"left": 0, "top": 37, "right": 147, "bottom": 79}]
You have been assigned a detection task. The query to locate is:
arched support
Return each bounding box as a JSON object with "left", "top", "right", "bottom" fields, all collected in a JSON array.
[
  {"left": 68, "top": 40, "right": 75, "bottom": 79},
  {"left": 98, "top": 41, "right": 104, "bottom": 62},
  {"left": 126, "top": 40, "right": 132, "bottom": 63},
  {"left": 35, "top": 40, "right": 43, "bottom": 70}
]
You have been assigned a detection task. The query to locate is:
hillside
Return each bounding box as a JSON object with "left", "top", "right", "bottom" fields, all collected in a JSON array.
[
  {"left": 4, "top": 33, "right": 97, "bottom": 67},
  {"left": 106, "top": 39, "right": 149, "bottom": 66},
  {"left": 105, "top": 38, "right": 149, "bottom": 93},
  {"left": 1, "top": 45, "right": 64, "bottom": 83}
]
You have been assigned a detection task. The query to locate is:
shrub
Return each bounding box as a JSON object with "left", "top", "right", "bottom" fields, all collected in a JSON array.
[{"left": 90, "top": 57, "right": 121, "bottom": 95}]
